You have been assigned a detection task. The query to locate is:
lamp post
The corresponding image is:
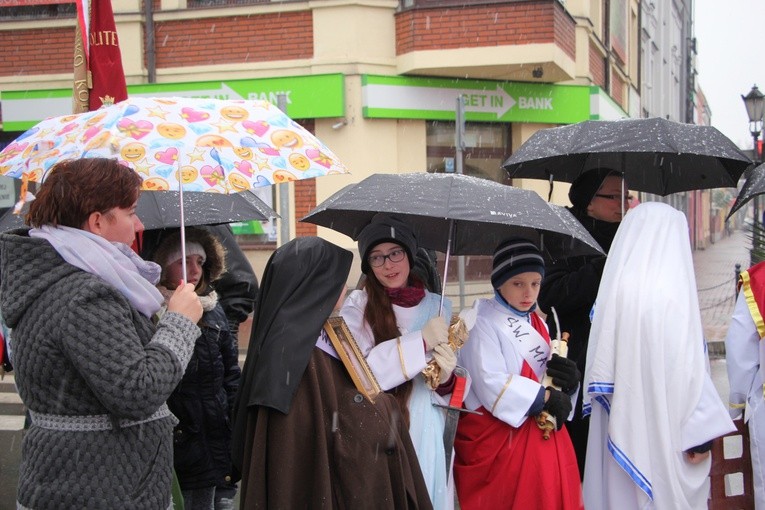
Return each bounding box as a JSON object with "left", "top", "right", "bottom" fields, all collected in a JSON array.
[{"left": 742, "top": 85, "right": 765, "bottom": 227}]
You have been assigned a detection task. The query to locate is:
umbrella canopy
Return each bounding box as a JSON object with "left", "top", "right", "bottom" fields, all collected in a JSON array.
[
  {"left": 727, "top": 162, "right": 765, "bottom": 219},
  {"left": 0, "top": 189, "right": 278, "bottom": 232},
  {"left": 301, "top": 172, "right": 604, "bottom": 259},
  {"left": 0, "top": 96, "right": 347, "bottom": 192},
  {"left": 502, "top": 117, "right": 751, "bottom": 196}
]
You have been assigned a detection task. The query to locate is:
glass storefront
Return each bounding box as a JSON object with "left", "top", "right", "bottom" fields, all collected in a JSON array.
[{"left": 425, "top": 121, "right": 511, "bottom": 184}]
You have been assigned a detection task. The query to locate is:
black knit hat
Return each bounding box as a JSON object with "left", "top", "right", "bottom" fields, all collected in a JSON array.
[
  {"left": 568, "top": 167, "right": 622, "bottom": 211},
  {"left": 491, "top": 238, "right": 545, "bottom": 289},
  {"left": 357, "top": 213, "right": 417, "bottom": 273}
]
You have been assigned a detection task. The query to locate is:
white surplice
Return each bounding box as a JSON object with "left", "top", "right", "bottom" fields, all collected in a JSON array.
[{"left": 583, "top": 202, "right": 735, "bottom": 510}]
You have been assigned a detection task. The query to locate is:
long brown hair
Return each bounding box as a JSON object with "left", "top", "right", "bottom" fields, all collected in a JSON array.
[{"left": 363, "top": 271, "right": 424, "bottom": 426}]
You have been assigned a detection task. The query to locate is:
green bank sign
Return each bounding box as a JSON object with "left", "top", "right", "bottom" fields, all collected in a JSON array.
[
  {"left": 362, "top": 75, "right": 592, "bottom": 124},
  {"left": 1, "top": 74, "right": 345, "bottom": 131}
]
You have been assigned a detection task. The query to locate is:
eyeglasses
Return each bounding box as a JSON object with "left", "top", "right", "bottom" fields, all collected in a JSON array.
[
  {"left": 368, "top": 248, "right": 406, "bottom": 268},
  {"left": 594, "top": 193, "right": 633, "bottom": 202}
]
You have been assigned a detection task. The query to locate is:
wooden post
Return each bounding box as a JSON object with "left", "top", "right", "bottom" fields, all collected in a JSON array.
[{"left": 708, "top": 417, "right": 754, "bottom": 509}]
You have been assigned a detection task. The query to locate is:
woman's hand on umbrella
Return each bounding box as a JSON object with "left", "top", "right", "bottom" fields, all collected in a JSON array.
[
  {"left": 167, "top": 281, "right": 203, "bottom": 324},
  {"left": 422, "top": 317, "right": 448, "bottom": 351}
]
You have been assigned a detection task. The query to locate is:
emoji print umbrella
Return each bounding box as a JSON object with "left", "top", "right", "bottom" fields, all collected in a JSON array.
[
  {"left": 0, "top": 96, "right": 348, "bottom": 192},
  {"left": 0, "top": 96, "right": 346, "bottom": 278}
]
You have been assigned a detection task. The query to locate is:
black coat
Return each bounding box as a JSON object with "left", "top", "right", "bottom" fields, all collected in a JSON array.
[
  {"left": 537, "top": 207, "right": 619, "bottom": 371},
  {"left": 168, "top": 304, "right": 241, "bottom": 490},
  {"left": 536, "top": 206, "right": 619, "bottom": 477}
]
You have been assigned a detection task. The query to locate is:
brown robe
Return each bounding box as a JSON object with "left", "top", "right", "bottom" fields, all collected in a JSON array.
[{"left": 238, "top": 347, "right": 433, "bottom": 509}]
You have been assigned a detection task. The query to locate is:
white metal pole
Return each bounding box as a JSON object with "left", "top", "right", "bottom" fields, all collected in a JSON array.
[{"left": 277, "top": 93, "right": 290, "bottom": 246}]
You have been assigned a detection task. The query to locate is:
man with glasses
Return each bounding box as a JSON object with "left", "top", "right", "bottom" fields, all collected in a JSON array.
[{"left": 537, "top": 167, "right": 627, "bottom": 478}]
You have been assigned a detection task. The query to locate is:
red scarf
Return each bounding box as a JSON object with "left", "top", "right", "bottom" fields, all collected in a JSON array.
[{"left": 386, "top": 279, "right": 425, "bottom": 308}]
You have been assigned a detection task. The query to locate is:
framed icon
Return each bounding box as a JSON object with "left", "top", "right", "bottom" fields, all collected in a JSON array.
[{"left": 324, "top": 316, "right": 382, "bottom": 403}]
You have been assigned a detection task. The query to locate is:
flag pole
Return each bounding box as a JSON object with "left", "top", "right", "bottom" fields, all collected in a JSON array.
[{"left": 73, "top": 0, "right": 90, "bottom": 113}]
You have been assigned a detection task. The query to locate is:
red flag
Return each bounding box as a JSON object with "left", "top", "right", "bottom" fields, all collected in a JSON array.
[{"left": 75, "top": 0, "right": 128, "bottom": 111}]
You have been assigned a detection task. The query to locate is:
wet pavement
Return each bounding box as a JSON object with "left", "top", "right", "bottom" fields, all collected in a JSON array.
[{"left": 695, "top": 228, "right": 751, "bottom": 349}]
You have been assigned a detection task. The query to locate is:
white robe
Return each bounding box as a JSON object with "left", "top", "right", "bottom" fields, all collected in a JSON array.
[
  {"left": 725, "top": 291, "right": 765, "bottom": 509},
  {"left": 340, "top": 289, "right": 456, "bottom": 510},
  {"left": 459, "top": 298, "right": 575, "bottom": 424},
  {"left": 583, "top": 202, "right": 735, "bottom": 510}
]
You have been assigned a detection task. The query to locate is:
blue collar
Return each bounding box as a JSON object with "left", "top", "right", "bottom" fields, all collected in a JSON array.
[{"left": 494, "top": 290, "right": 536, "bottom": 318}]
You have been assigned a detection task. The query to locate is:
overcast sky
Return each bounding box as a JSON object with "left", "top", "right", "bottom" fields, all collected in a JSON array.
[{"left": 694, "top": 0, "right": 765, "bottom": 150}]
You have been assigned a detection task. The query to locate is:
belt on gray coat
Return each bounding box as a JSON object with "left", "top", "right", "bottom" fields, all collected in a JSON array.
[{"left": 28, "top": 404, "right": 177, "bottom": 432}]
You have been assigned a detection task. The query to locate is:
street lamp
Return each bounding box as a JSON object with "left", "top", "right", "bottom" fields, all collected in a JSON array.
[{"left": 742, "top": 84, "right": 765, "bottom": 226}]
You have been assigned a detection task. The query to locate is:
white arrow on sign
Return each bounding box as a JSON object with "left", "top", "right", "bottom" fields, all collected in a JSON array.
[
  {"left": 136, "top": 83, "right": 243, "bottom": 100},
  {"left": 363, "top": 83, "right": 516, "bottom": 118}
]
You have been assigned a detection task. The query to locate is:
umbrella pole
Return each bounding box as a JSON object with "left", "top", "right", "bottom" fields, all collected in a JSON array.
[
  {"left": 179, "top": 177, "right": 187, "bottom": 284},
  {"left": 621, "top": 154, "right": 626, "bottom": 217},
  {"left": 439, "top": 220, "right": 455, "bottom": 316}
]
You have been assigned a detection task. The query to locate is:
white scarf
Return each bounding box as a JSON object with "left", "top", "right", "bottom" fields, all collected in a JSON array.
[
  {"left": 584, "top": 202, "right": 707, "bottom": 506},
  {"left": 30, "top": 225, "right": 164, "bottom": 318}
]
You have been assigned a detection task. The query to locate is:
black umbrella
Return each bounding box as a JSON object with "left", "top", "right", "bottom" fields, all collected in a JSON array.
[
  {"left": 503, "top": 117, "right": 751, "bottom": 196},
  {"left": 301, "top": 173, "right": 603, "bottom": 258},
  {"left": 302, "top": 173, "right": 603, "bottom": 311},
  {"left": 0, "top": 189, "right": 278, "bottom": 232},
  {"left": 727, "top": 162, "right": 765, "bottom": 219}
]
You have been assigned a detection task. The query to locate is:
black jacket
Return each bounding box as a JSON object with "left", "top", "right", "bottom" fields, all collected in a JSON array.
[
  {"left": 537, "top": 207, "right": 619, "bottom": 372},
  {"left": 169, "top": 304, "right": 241, "bottom": 489}
]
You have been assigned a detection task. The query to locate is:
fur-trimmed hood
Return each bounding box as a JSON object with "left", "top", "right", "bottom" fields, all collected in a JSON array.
[{"left": 152, "top": 227, "right": 226, "bottom": 289}]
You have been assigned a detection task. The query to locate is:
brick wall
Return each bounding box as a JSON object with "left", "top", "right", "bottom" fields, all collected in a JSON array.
[
  {"left": 611, "top": 72, "right": 624, "bottom": 109},
  {"left": 294, "top": 179, "right": 317, "bottom": 236},
  {"left": 153, "top": 12, "right": 313, "bottom": 68},
  {"left": 552, "top": 4, "right": 575, "bottom": 60},
  {"left": 294, "top": 119, "right": 317, "bottom": 237},
  {"left": 0, "top": 26, "right": 74, "bottom": 76},
  {"left": 589, "top": 41, "right": 605, "bottom": 88},
  {"left": 396, "top": 1, "right": 575, "bottom": 59}
]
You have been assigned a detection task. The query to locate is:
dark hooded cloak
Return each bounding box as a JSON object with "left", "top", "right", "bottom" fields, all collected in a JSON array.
[{"left": 233, "top": 236, "right": 352, "bottom": 415}]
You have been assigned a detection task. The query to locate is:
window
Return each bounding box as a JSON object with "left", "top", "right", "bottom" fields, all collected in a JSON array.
[
  {"left": 426, "top": 121, "right": 510, "bottom": 183},
  {"left": 0, "top": 1, "right": 75, "bottom": 21}
]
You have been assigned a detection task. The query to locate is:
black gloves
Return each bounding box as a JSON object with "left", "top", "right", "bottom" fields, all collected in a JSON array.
[
  {"left": 546, "top": 354, "right": 581, "bottom": 395},
  {"left": 542, "top": 387, "right": 572, "bottom": 430}
]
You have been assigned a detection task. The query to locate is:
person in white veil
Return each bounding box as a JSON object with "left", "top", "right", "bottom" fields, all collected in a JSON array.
[{"left": 582, "top": 202, "right": 734, "bottom": 510}]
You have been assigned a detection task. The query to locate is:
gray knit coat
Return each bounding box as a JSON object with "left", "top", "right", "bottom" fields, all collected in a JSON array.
[{"left": 0, "top": 230, "right": 200, "bottom": 510}]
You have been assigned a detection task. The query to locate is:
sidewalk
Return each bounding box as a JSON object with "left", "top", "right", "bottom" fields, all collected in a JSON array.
[{"left": 694, "top": 228, "right": 751, "bottom": 352}]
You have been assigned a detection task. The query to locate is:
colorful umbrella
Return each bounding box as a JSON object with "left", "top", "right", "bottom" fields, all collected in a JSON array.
[
  {"left": 0, "top": 96, "right": 348, "bottom": 192},
  {"left": 0, "top": 96, "right": 346, "bottom": 277}
]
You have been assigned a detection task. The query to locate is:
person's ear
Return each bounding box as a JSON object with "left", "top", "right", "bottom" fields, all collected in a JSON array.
[{"left": 83, "top": 211, "right": 104, "bottom": 235}]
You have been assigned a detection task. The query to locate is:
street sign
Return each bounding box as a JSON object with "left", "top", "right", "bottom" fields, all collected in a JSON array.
[
  {"left": 1, "top": 74, "right": 345, "bottom": 131},
  {"left": 362, "top": 74, "right": 591, "bottom": 124}
]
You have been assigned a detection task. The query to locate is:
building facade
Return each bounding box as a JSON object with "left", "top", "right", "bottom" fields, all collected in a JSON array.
[{"left": 0, "top": 0, "right": 641, "bottom": 274}]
